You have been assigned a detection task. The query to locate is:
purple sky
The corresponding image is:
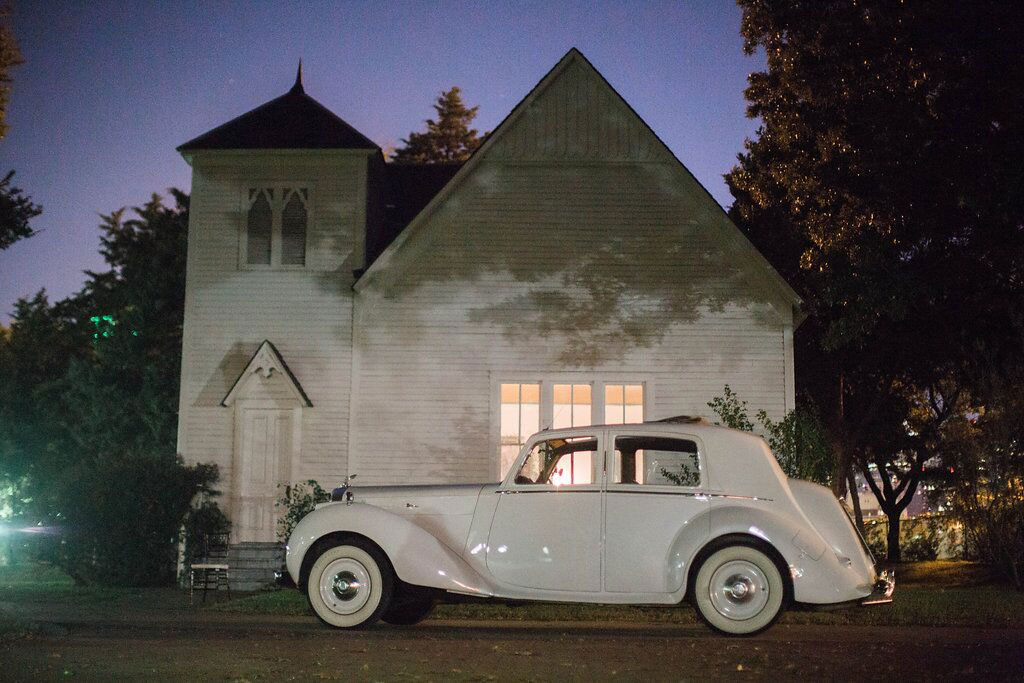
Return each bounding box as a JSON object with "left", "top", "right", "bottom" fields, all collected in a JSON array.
[{"left": 0, "top": 0, "right": 764, "bottom": 323}]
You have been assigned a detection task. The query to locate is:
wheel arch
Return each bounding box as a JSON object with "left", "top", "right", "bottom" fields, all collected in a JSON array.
[
  {"left": 685, "top": 532, "right": 794, "bottom": 604},
  {"left": 298, "top": 530, "right": 388, "bottom": 591}
]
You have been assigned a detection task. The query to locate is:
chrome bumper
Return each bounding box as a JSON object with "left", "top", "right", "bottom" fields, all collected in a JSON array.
[{"left": 861, "top": 569, "right": 895, "bottom": 606}]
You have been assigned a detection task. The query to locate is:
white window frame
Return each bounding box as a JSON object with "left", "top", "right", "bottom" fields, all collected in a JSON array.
[
  {"left": 490, "top": 374, "right": 652, "bottom": 481},
  {"left": 239, "top": 182, "right": 314, "bottom": 271}
]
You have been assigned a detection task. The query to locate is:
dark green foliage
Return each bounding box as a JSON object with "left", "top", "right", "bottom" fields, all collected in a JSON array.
[
  {"left": 183, "top": 500, "right": 231, "bottom": 564},
  {"left": 0, "top": 190, "right": 214, "bottom": 585},
  {"left": 708, "top": 386, "right": 832, "bottom": 487},
  {"left": 391, "top": 87, "right": 482, "bottom": 163},
  {"left": 0, "top": 170, "right": 42, "bottom": 250},
  {"left": 275, "top": 480, "right": 329, "bottom": 542},
  {"left": 934, "top": 370, "right": 1024, "bottom": 589},
  {"left": 726, "top": 0, "right": 1024, "bottom": 560}
]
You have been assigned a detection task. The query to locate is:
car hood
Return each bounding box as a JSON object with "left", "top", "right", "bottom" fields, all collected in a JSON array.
[{"left": 347, "top": 483, "right": 496, "bottom": 515}]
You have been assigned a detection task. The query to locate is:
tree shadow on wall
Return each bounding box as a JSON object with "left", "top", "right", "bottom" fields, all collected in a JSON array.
[{"left": 371, "top": 161, "right": 788, "bottom": 367}]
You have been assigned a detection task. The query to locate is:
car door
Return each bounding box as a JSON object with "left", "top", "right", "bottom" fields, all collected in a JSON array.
[
  {"left": 485, "top": 431, "right": 604, "bottom": 592},
  {"left": 603, "top": 430, "right": 710, "bottom": 594}
]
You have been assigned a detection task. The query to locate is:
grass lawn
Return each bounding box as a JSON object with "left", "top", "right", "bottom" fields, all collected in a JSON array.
[{"left": 210, "top": 561, "right": 1024, "bottom": 628}]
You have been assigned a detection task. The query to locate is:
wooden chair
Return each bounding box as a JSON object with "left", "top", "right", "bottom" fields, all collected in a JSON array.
[{"left": 189, "top": 533, "right": 231, "bottom": 605}]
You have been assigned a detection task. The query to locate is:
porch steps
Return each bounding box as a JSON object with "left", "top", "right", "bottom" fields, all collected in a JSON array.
[{"left": 228, "top": 542, "right": 284, "bottom": 592}]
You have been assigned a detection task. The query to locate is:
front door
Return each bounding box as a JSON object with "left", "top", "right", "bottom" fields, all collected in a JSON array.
[
  {"left": 604, "top": 430, "right": 709, "bottom": 593},
  {"left": 235, "top": 408, "right": 292, "bottom": 542},
  {"left": 486, "top": 433, "right": 603, "bottom": 592}
]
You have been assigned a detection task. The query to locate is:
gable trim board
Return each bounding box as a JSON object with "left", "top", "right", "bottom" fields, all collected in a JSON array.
[{"left": 352, "top": 48, "right": 802, "bottom": 323}]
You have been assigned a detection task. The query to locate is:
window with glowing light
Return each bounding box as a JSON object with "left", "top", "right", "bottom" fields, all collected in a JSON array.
[
  {"left": 514, "top": 436, "right": 598, "bottom": 486},
  {"left": 500, "top": 383, "right": 540, "bottom": 477},
  {"left": 611, "top": 435, "right": 700, "bottom": 487},
  {"left": 553, "top": 383, "right": 591, "bottom": 428},
  {"left": 604, "top": 384, "right": 644, "bottom": 424}
]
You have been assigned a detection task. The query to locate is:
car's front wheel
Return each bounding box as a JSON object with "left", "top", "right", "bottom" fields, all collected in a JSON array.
[
  {"left": 306, "top": 539, "right": 393, "bottom": 628},
  {"left": 692, "top": 543, "right": 785, "bottom": 635}
]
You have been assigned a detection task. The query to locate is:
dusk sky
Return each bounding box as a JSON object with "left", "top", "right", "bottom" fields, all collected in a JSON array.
[{"left": 0, "top": 0, "right": 764, "bottom": 322}]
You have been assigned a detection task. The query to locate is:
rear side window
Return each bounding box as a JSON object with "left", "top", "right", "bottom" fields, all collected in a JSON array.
[{"left": 612, "top": 436, "right": 700, "bottom": 487}]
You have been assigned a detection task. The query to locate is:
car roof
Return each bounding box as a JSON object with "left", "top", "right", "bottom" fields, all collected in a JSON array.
[{"left": 530, "top": 417, "right": 759, "bottom": 441}]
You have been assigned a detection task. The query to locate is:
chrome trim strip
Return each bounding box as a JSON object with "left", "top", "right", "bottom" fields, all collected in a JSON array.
[{"left": 496, "top": 488, "right": 771, "bottom": 501}]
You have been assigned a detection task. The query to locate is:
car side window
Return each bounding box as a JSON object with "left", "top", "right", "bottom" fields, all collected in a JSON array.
[
  {"left": 514, "top": 436, "right": 598, "bottom": 486},
  {"left": 612, "top": 436, "right": 700, "bottom": 487}
]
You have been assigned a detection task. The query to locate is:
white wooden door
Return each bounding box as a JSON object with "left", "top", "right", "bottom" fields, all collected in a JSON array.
[{"left": 235, "top": 408, "right": 292, "bottom": 543}]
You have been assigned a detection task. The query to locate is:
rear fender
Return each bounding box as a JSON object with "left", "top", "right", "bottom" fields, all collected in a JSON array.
[
  {"left": 286, "top": 502, "right": 493, "bottom": 597},
  {"left": 677, "top": 503, "right": 866, "bottom": 604}
]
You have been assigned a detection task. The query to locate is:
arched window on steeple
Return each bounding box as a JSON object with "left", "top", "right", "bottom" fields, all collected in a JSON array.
[
  {"left": 246, "top": 188, "right": 273, "bottom": 265},
  {"left": 280, "top": 188, "right": 308, "bottom": 266}
]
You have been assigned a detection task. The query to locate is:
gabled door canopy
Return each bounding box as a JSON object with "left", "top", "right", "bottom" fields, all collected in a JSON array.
[{"left": 222, "top": 340, "right": 313, "bottom": 407}]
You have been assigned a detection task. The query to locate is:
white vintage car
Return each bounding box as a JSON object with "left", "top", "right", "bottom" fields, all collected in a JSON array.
[{"left": 286, "top": 417, "right": 893, "bottom": 635}]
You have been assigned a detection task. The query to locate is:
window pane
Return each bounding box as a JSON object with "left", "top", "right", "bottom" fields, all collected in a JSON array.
[
  {"left": 281, "top": 190, "right": 307, "bottom": 266},
  {"left": 499, "top": 382, "right": 540, "bottom": 477},
  {"left": 521, "top": 402, "right": 539, "bottom": 438},
  {"left": 500, "top": 383, "right": 519, "bottom": 404},
  {"left": 555, "top": 384, "right": 592, "bottom": 428},
  {"left": 605, "top": 383, "right": 643, "bottom": 425},
  {"left": 612, "top": 436, "right": 700, "bottom": 487},
  {"left": 246, "top": 190, "right": 272, "bottom": 265},
  {"left": 553, "top": 383, "right": 572, "bottom": 429},
  {"left": 515, "top": 437, "right": 597, "bottom": 486}
]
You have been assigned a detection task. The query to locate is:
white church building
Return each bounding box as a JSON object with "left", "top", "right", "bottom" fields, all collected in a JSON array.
[{"left": 175, "top": 49, "right": 802, "bottom": 547}]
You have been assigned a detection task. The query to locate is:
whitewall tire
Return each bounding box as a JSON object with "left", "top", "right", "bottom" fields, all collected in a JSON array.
[
  {"left": 306, "top": 541, "right": 393, "bottom": 628},
  {"left": 693, "top": 544, "right": 785, "bottom": 635}
]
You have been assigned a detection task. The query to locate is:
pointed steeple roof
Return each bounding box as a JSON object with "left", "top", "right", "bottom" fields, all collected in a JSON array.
[{"left": 178, "top": 63, "right": 378, "bottom": 152}]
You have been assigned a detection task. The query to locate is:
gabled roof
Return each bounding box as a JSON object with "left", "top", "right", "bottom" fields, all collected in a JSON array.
[
  {"left": 222, "top": 340, "right": 313, "bottom": 407},
  {"left": 178, "top": 64, "right": 378, "bottom": 153},
  {"left": 353, "top": 48, "right": 802, "bottom": 313}
]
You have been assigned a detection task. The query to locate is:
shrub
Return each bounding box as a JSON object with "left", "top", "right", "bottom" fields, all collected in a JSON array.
[
  {"left": 182, "top": 499, "right": 230, "bottom": 564},
  {"left": 50, "top": 456, "right": 220, "bottom": 586},
  {"left": 708, "top": 385, "right": 833, "bottom": 486},
  {"left": 276, "top": 480, "right": 329, "bottom": 542}
]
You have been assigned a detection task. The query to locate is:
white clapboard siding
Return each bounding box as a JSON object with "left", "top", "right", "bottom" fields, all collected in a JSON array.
[
  {"left": 349, "top": 53, "right": 797, "bottom": 486},
  {"left": 176, "top": 151, "right": 373, "bottom": 492}
]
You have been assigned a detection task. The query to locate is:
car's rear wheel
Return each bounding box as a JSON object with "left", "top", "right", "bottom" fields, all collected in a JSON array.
[
  {"left": 693, "top": 544, "right": 785, "bottom": 635},
  {"left": 306, "top": 540, "right": 393, "bottom": 628}
]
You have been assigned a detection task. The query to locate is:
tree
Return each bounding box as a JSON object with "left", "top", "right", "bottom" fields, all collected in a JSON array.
[
  {"left": 391, "top": 87, "right": 482, "bottom": 163},
  {"left": 726, "top": 0, "right": 1024, "bottom": 560},
  {"left": 0, "top": 190, "right": 217, "bottom": 584},
  {"left": 0, "top": 10, "right": 41, "bottom": 250},
  {"left": 707, "top": 385, "right": 833, "bottom": 487},
  {"left": 0, "top": 170, "right": 41, "bottom": 249},
  {"left": 0, "top": 3, "right": 21, "bottom": 138}
]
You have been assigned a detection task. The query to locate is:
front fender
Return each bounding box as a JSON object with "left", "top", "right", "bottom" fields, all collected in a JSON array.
[{"left": 286, "top": 502, "right": 493, "bottom": 597}]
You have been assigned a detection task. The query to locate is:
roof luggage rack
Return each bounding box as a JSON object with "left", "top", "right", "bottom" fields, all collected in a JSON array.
[{"left": 648, "top": 415, "right": 711, "bottom": 425}]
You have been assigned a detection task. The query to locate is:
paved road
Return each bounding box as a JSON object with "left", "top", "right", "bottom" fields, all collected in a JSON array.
[{"left": 2, "top": 605, "right": 1023, "bottom": 681}]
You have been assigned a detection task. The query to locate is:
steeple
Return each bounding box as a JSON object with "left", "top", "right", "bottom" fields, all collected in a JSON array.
[
  {"left": 177, "top": 59, "right": 378, "bottom": 152},
  {"left": 289, "top": 59, "right": 304, "bottom": 95}
]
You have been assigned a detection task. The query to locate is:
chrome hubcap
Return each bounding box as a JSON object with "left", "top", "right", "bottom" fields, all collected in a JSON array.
[
  {"left": 709, "top": 560, "right": 769, "bottom": 621},
  {"left": 319, "top": 558, "right": 372, "bottom": 616},
  {"left": 332, "top": 571, "right": 361, "bottom": 601}
]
